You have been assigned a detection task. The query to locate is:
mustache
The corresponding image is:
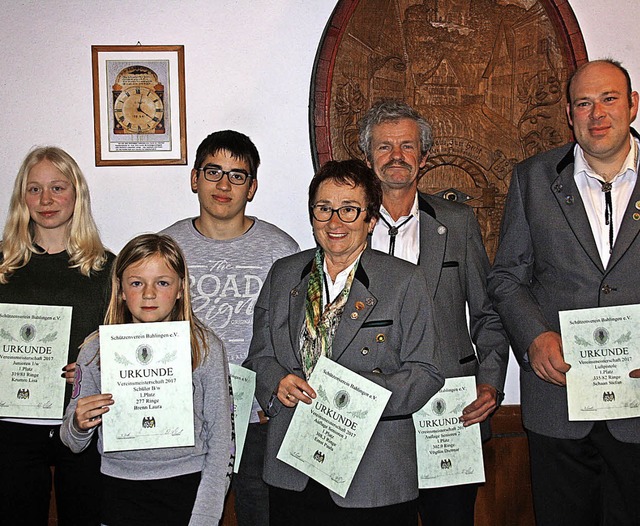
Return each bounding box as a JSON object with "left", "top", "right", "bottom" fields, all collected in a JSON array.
[{"left": 382, "top": 160, "right": 412, "bottom": 171}]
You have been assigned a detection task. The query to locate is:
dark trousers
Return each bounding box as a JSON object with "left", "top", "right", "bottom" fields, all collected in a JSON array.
[
  {"left": 101, "top": 472, "right": 200, "bottom": 526},
  {"left": 231, "top": 422, "right": 269, "bottom": 526},
  {"left": 0, "top": 420, "right": 102, "bottom": 526},
  {"left": 528, "top": 422, "right": 640, "bottom": 526},
  {"left": 418, "top": 484, "right": 478, "bottom": 526},
  {"left": 270, "top": 478, "right": 417, "bottom": 526}
]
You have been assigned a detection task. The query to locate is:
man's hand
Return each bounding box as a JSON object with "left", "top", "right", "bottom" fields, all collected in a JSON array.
[
  {"left": 528, "top": 331, "right": 570, "bottom": 386},
  {"left": 629, "top": 369, "right": 640, "bottom": 379},
  {"left": 461, "top": 383, "right": 498, "bottom": 426}
]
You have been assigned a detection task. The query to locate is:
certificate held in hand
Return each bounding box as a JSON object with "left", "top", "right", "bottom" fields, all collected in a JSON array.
[
  {"left": 413, "top": 376, "right": 484, "bottom": 488},
  {"left": 100, "top": 320, "right": 194, "bottom": 452},
  {"left": 277, "top": 356, "right": 391, "bottom": 498},
  {"left": 229, "top": 363, "right": 256, "bottom": 473},
  {"left": 0, "top": 303, "right": 72, "bottom": 419},
  {"left": 560, "top": 304, "right": 640, "bottom": 421}
]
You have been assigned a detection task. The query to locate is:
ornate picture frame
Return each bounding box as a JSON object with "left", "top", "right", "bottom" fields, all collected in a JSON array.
[{"left": 92, "top": 45, "right": 187, "bottom": 166}]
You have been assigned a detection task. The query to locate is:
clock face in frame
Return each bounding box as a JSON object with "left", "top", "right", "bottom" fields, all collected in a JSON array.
[
  {"left": 112, "top": 65, "right": 166, "bottom": 135},
  {"left": 114, "top": 86, "right": 164, "bottom": 133}
]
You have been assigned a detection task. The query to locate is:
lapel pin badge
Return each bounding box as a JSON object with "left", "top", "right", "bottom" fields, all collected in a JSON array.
[
  {"left": 635, "top": 201, "right": 640, "bottom": 210},
  {"left": 376, "top": 333, "right": 385, "bottom": 343},
  {"left": 565, "top": 195, "right": 574, "bottom": 205},
  {"left": 350, "top": 312, "right": 359, "bottom": 320},
  {"left": 355, "top": 301, "right": 365, "bottom": 311},
  {"left": 633, "top": 212, "right": 640, "bottom": 221},
  {"left": 437, "top": 226, "right": 446, "bottom": 235},
  {"left": 365, "top": 297, "right": 374, "bottom": 306}
]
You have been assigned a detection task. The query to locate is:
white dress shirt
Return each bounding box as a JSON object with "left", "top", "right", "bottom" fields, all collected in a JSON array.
[
  {"left": 371, "top": 194, "right": 420, "bottom": 264},
  {"left": 574, "top": 136, "right": 638, "bottom": 268},
  {"left": 323, "top": 256, "right": 360, "bottom": 304}
]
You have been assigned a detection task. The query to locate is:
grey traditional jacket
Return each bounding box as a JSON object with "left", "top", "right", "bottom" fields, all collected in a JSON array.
[
  {"left": 244, "top": 247, "right": 444, "bottom": 508},
  {"left": 488, "top": 133, "right": 640, "bottom": 442},
  {"left": 415, "top": 193, "right": 509, "bottom": 439}
]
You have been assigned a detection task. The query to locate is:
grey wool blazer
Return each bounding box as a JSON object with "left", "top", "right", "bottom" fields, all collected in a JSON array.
[
  {"left": 415, "top": 193, "right": 509, "bottom": 440},
  {"left": 488, "top": 132, "right": 640, "bottom": 442},
  {"left": 244, "top": 247, "right": 444, "bottom": 508}
]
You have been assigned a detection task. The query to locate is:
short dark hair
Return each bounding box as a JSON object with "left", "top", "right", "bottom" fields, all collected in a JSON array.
[
  {"left": 193, "top": 130, "right": 260, "bottom": 178},
  {"left": 358, "top": 100, "right": 433, "bottom": 162},
  {"left": 308, "top": 159, "right": 382, "bottom": 223},
  {"left": 567, "top": 59, "right": 633, "bottom": 106}
]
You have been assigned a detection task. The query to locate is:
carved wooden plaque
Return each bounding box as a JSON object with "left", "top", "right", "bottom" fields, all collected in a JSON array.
[{"left": 311, "top": 0, "right": 587, "bottom": 260}]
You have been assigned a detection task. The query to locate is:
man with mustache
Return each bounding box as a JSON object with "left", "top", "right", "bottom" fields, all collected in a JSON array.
[
  {"left": 488, "top": 59, "right": 640, "bottom": 525},
  {"left": 359, "top": 100, "right": 509, "bottom": 526}
]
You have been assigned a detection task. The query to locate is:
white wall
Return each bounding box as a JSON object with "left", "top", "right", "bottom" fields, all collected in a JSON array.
[
  {"left": 0, "top": 0, "right": 335, "bottom": 252},
  {"left": 1, "top": 0, "right": 638, "bottom": 403}
]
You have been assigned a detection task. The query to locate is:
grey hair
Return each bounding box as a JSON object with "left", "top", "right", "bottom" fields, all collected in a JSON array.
[{"left": 358, "top": 100, "right": 433, "bottom": 162}]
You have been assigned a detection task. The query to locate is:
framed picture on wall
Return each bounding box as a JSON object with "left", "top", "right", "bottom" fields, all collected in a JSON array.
[{"left": 91, "top": 45, "right": 187, "bottom": 166}]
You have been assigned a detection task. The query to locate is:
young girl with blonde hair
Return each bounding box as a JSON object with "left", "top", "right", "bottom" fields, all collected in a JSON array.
[{"left": 61, "top": 233, "right": 234, "bottom": 526}]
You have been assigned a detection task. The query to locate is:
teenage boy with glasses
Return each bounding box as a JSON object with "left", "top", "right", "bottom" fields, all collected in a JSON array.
[{"left": 162, "top": 130, "right": 299, "bottom": 526}]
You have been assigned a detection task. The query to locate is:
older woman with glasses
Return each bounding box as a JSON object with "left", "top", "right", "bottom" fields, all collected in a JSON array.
[{"left": 244, "top": 159, "right": 443, "bottom": 525}]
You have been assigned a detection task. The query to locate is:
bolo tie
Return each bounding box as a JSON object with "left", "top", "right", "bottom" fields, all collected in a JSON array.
[
  {"left": 599, "top": 180, "right": 614, "bottom": 254},
  {"left": 379, "top": 215, "right": 413, "bottom": 256},
  {"left": 599, "top": 141, "right": 639, "bottom": 254}
]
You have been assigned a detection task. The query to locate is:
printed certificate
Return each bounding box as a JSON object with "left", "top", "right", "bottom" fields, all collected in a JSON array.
[
  {"left": 229, "top": 364, "right": 256, "bottom": 473},
  {"left": 413, "top": 376, "right": 484, "bottom": 488},
  {"left": 560, "top": 305, "right": 640, "bottom": 421},
  {"left": 0, "top": 303, "right": 72, "bottom": 418},
  {"left": 100, "top": 321, "right": 194, "bottom": 452},
  {"left": 277, "top": 356, "right": 391, "bottom": 498}
]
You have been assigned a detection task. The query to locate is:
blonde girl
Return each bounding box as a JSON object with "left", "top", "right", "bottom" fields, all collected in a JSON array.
[
  {"left": 61, "top": 234, "right": 233, "bottom": 526},
  {"left": 0, "top": 146, "right": 113, "bottom": 525}
]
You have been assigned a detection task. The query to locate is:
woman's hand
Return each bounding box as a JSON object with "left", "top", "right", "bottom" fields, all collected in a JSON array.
[
  {"left": 277, "top": 374, "right": 316, "bottom": 407},
  {"left": 74, "top": 393, "right": 114, "bottom": 431},
  {"left": 61, "top": 362, "right": 76, "bottom": 384}
]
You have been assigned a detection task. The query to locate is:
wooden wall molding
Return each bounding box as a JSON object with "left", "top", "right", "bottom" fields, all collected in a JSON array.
[{"left": 310, "top": 0, "right": 587, "bottom": 261}]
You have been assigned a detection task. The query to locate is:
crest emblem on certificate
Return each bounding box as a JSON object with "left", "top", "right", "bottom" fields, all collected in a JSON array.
[
  {"left": 432, "top": 398, "right": 446, "bottom": 415},
  {"left": 16, "top": 389, "right": 30, "bottom": 399},
  {"left": 593, "top": 328, "right": 609, "bottom": 345},
  {"left": 334, "top": 390, "right": 350, "bottom": 409},
  {"left": 20, "top": 324, "right": 36, "bottom": 342},
  {"left": 136, "top": 344, "right": 153, "bottom": 365},
  {"left": 313, "top": 450, "right": 326, "bottom": 463},
  {"left": 142, "top": 416, "right": 156, "bottom": 428}
]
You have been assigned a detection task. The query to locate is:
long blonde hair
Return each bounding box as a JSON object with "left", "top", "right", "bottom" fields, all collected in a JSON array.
[
  {"left": 104, "top": 233, "right": 209, "bottom": 369},
  {"left": 0, "top": 146, "right": 107, "bottom": 284}
]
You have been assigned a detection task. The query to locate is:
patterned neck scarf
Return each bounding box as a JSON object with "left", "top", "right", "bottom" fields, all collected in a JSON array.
[{"left": 299, "top": 248, "right": 359, "bottom": 379}]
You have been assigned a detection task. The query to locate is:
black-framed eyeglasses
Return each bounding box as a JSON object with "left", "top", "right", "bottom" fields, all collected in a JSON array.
[
  {"left": 199, "top": 165, "right": 253, "bottom": 185},
  {"left": 310, "top": 204, "right": 364, "bottom": 223}
]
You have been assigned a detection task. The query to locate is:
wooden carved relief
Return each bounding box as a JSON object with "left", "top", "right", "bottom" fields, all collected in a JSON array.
[{"left": 311, "top": 0, "right": 587, "bottom": 260}]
